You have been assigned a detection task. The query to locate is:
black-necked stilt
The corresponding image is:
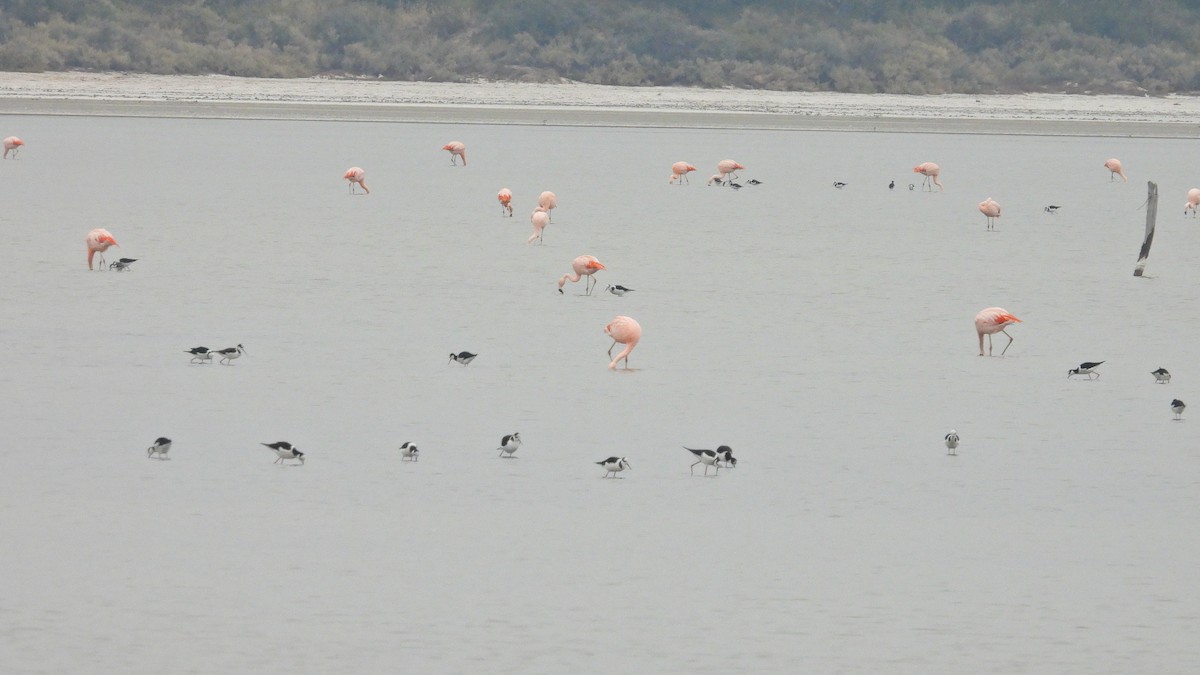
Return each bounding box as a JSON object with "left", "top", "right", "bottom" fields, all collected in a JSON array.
[
  {"left": 1068, "top": 361, "right": 1104, "bottom": 379},
  {"left": 213, "top": 344, "right": 245, "bottom": 365},
  {"left": 945, "top": 430, "right": 959, "bottom": 455},
  {"left": 185, "top": 346, "right": 212, "bottom": 364},
  {"left": 449, "top": 351, "right": 477, "bottom": 365},
  {"left": 1152, "top": 368, "right": 1171, "bottom": 384},
  {"left": 889, "top": 180, "right": 895, "bottom": 189},
  {"left": 1044, "top": 205, "right": 1061, "bottom": 214},
  {"left": 908, "top": 183, "right": 915, "bottom": 191},
  {"left": 833, "top": 181, "right": 847, "bottom": 189},
  {"left": 498, "top": 433, "right": 521, "bottom": 458},
  {"left": 728, "top": 182, "right": 743, "bottom": 190},
  {"left": 746, "top": 179, "right": 762, "bottom": 185},
  {"left": 596, "top": 456, "right": 631, "bottom": 477},
  {"left": 605, "top": 284, "right": 634, "bottom": 297},
  {"left": 715, "top": 445, "right": 736, "bottom": 468},
  {"left": 684, "top": 446, "right": 720, "bottom": 476},
  {"left": 109, "top": 258, "right": 138, "bottom": 271},
  {"left": 399, "top": 442, "right": 419, "bottom": 461},
  {"left": 1171, "top": 399, "right": 1186, "bottom": 420},
  {"left": 262, "top": 441, "right": 304, "bottom": 464},
  {"left": 147, "top": 437, "right": 172, "bottom": 459}
]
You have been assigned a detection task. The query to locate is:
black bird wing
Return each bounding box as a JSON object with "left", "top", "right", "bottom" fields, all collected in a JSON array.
[
  {"left": 262, "top": 442, "right": 291, "bottom": 450},
  {"left": 683, "top": 446, "right": 713, "bottom": 457},
  {"left": 597, "top": 456, "right": 620, "bottom": 465},
  {"left": 1080, "top": 361, "right": 1104, "bottom": 369}
]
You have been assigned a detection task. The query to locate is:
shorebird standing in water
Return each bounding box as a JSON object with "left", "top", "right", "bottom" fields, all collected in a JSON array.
[
  {"left": 596, "top": 456, "right": 631, "bottom": 478},
  {"left": 1152, "top": 368, "right": 1171, "bottom": 384},
  {"left": 945, "top": 430, "right": 960, "bottom": 456},
  {"left": 498, "top": 433, "right": 521, "bottom": 458}
]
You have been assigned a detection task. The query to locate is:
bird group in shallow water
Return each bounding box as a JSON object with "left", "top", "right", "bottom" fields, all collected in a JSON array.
[{"left": 185, "top": 344, "right": 245, "bottom": 365}]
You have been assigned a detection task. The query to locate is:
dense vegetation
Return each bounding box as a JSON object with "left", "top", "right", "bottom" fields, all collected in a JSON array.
[{"left": 4, "top": 0, "right": 1200, "bottom": 94}]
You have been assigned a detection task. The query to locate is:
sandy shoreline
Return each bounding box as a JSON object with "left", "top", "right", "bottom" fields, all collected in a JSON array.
[{"left": 3, "top": 72, "right": 1200, "bottom": 137}]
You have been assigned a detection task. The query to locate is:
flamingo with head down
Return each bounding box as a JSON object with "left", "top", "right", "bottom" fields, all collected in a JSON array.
[
  {"left": 1104, "top": 158, "right": 1127, "bottom": 182},
  {"left": 344, "top": 167, "right": 369, "bottom": 194},
  {"left": 528, "top": 207, "right": 550, "bottom": 244},
  {"left": 86, "top": 228, "right": 119, "bottom": 270},
  {"left": 558, "top": 255, "right": 605, "bottom": 295},
  {"left": 978, "top": 197, "right": 1001, "bottom": 230},
  {"left": 443, "top": 141, "right": 466, "bottom": 166},
  {"left": 670, "top": 161, "right": 697, "bottom": 184},
  {"left": 1184, "top": 188, "right": 1199, "bottom": 216},
  {"left": 3, "top": 136, "right": 23, "bottom": 159},
  {"left": 538, "top": 191, "right": 557, "bottom": 222},
  {"left": 913, "top": 162, "right": 942, "bottom": 191},
  {"left": 605, "top": 315, "right": 642, "bottom": 370},
  {"left": 498, "top": 188, "right": 513, "bottom": 216},
  {"left": 975, "top": 307, "right": 1022, "bottom": 356}
]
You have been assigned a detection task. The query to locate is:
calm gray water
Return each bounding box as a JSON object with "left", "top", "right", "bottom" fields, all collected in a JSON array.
[{"left": 2, "top": 112, "right": 1199, "bottom": 673}]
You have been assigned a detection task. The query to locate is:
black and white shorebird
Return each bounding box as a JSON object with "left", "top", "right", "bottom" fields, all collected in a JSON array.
[
  {"left": 185, "top": 346, "right": 212, "bottom": 364},
  {"left": 714, "top": 445, "right": 736, "bottom": 468},
  {"left": 147, "top": 437, "right": 172, "bottom": 459},
  {"left": 728, "top": 181, "right": 743, "bottom": 190},
  {"left": 109, "top": 258, "right": 138, "bottom": 271},
  {"left": 945, "top": 430, "right": 960, "bottom": 456},
  {"left": 833, "top": 181, "right": 847, "bottom": 189},
  {"left": 1044, "top": 205, "right": 1061, "bottom": 214},
  {"left": 1152, "top": 368, "right": 1171, "bottom": 384},
  {"left": 1067, "top": 361, "right": 1104, "bottom": 379},
  {"left": 498, "top": 432, "right": 521, "bottom": 458},
  {"left": 684, "top": 446, "right": 721, "bottom": 476},
  {"left": 889, "top": 180, "right": 895, "bottom": 189},
  {"left": 213, "top": 344, "right": 245, "bottom": 365},
  {"left": 746, "top": 179, "right": 762, "bottom": 185},
  {"left": 262, "top": 441, "right": 304, "bottom": 464},
  {"left": 399, "top": 441, "right": 419, "bottom": 461},
  {"left": 448, "top": 351, "right": 477, "bottom": 366},
  {"left": 1171, "top": 399, "right": 1186, "bottom": 420},
  {"left": 605, "top": 284, "right": 634, "bottom": 297},
  {"left": 596, "top": 456, "right": 631, "bottom": 478}
]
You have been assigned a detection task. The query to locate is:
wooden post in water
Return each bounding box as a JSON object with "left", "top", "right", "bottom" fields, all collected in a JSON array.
[{"left": 1134, "top": 181, "right": 1158, "bottom": 277}]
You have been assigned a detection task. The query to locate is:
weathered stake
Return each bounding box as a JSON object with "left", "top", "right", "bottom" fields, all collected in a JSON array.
[{"left": 1134, "top": 181, "right": 1158, "bottom": 277}]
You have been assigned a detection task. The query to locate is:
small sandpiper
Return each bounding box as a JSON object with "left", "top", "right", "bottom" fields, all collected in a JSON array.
[
  {"left": 498, "top": 433, "right": 521, "bottom": 458},
  {"left": 399, "top": 442, "right": 419, "bottom": 461},
  {"left": 945, "top": 430, "right": 960, "bottom": 456},
  {"left": 1152, "top": 368, "right": 1171, "bottom": 384},
  {"left": 147, "top": 437, "right": 172, "bottom": 459},
  {"left": 1068, "top": 361, "right": 1104, "bottom": 379},
  {"left": 262, "top": 441, "right": 304, "bottom": 464},
  {"left": 448, "top": 351, "right": 477, "bottom": 365},
  {"left": 596, "top": 456, "right": 631, "bottom": 478}
]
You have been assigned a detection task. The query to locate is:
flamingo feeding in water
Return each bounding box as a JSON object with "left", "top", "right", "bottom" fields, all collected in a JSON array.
[
  {"left": 605, "top": 315, "right": 642, "bottom": 370},
  {"left": 913, "top": 162, "right": 942, "bottom": 191},
  {"left": 1185, "top": 188, "right": 1199, "bottom": 216},
  {"left": 717, "top": 159, "right": 745, "bottom": 181},
  {"left": 344, "top": 167, "right": 369, "bottom": 194},
  {"left": 497, "top": 188, "right": 513, "bottom": 216},
  {"left": 443, "top": 141, "right": 467, "bottom": 166},
  {"left": 978, "top": 197, "right": 1001, "bottom": 230},
  {"left": 670, "top": 161, "right": 697, "bottom": 184},
  {"left": 558, "top": 255, "right": 605, "bottom": 295},
  {"left": 3, "top": 136, "right": 23, "bottom": 159},
  {"left": 538, "top": 191, "right": 557, "bottom": 222},
  {"left": 528, "top": 207, "right": 549, "bottom": 244},
  {"left": 975, "top": 307, "right": 1022, "bottom": 356},
  {"left": 1104, "top": 158, "right": 1127, "bottom": 182},
  {"left": 85, "top": 228, "right": 119, "bottom": 270}
]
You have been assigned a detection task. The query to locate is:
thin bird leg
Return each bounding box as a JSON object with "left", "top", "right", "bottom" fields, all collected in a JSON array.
[
  {"left": 1000, "top": 329, "right": 1014, "bottom": 355},
  {"left": 608, "top": 341, "right": 616, "bottom": 358},
  {"left": 690, "top": 461, "right": 698, "bottom": 475}
]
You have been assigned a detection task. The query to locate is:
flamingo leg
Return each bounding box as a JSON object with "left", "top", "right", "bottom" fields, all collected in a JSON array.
[
  {"left": 1000, "top": 329, "right": 1014, "bottom": 355},
  {"left": 608, "top": 341, "right": 616, "bottom": 358}
]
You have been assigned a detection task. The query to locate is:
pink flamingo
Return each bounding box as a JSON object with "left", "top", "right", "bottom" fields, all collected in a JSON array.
[
  {"left": 344, "top": 167, "right": 369, "bottom": 194},
  {"left": 978, "top": 197, "right": 1001, "bottom": 230},
  {"left": 497, "top": 188, "right": 513, "bottom": 217},
  {"left": 1186, "top": 188, "right": 1200, "bottom": 216},
  {"left": 539, "top": 191, "right": 557, "bottom": 222},
  {"left": 717, "top": 159, "right": 745, "bottom": 181},
  {"left": 558, "top": 255, "right": 605, "bottom": 295},
  {"left": 443, "top": 141, "right": 467, "bottom": 166},
  {"left": 528, "top": 207, "right": 550, "bottom": 244},
  {"left": 913, "top": 162, "right": 942, "bottom": 191},
  {"left": 1104, "top": 158, "right": 1127, "bottom": 182},
  {"left": 605, "top": 316, "right": 642, "bottom": 370},
  {"left": 669, "top": 161, "right": 697, "bottom": 184},
  {"left": 86, "top": 228, "right": 119, "bottom": 270},
  {"left": 3, "top": 136, "right": 23, "bottom": 159},
  {"left": 975, "top": 307, "right": 1022, "bottom": 356}
]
